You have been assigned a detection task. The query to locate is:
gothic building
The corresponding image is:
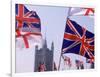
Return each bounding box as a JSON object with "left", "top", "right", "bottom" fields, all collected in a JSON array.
[{"left": 34, "top": 39, "right": 54, "bottom": 72}]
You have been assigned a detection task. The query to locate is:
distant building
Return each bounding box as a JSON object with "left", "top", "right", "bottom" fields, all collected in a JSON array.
[{"left": 34, "top": 39, "right": 54, "bottom": 72}]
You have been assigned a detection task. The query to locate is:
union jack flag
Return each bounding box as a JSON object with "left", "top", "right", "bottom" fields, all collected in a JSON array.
[
  {"left": 16, "top": 4, "right": 41, "bottom": 31},
  {"left": 15, "top": 4, "right": 42, "bottom": 48},
  {"left": 62, "top": 18, "right": 94, "bottom": 60}
]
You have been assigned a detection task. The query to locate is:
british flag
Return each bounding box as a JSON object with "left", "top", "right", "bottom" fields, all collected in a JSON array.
[
  {"left": 62, "top": 18, "right": 94, "bottom": 60},
  {"left": 16, "top": 4, "right": 41, "bottom": 32},
  {"left": 15, "top": 4, "right": 42, "bottom": 48}
]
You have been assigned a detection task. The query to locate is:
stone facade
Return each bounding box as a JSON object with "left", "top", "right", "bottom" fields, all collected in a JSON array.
[{"left": 34, "top": 39, "right": 54, "bottom": 72}]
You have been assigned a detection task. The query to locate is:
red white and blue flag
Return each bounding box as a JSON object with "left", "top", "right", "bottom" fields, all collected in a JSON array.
[
  {"left": 16, "top": 4, "right": 41, "bottom": 30},
  {"left": 15, "top": 4, "right": 42, "bottom": 48},
  {"left": 62, "top": 18, "right": 94, "bottom": 60}
]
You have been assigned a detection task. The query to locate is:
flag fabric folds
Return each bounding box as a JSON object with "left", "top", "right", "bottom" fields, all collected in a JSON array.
[
  {"left": 16, "top": 4, "right": 41, "bottom": 29},
  {"left": 63, "top": 56, "right": 72, "bottom": 67},
  {"left": 62, "top": 18, "right": 94, "bottom": 60},
  {"left": 15, "top": 4, "right": 42, "bottom": 48},
  {"left": 69, "top": 8, "right": 94, "bottom": 16}
]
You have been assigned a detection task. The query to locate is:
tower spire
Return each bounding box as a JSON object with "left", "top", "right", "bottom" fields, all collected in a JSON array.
[
  {"left": 42, "top": 29, "right": 47, "bottom": 48},
  {"left": 51, "top": 41, "right": 54, "bottom": 51},
  {"left": 42, "top": 24, "right": 47, "bottom": 48},
  {"left": 43, "top": 37, "right": 47, "bottom": 48}
]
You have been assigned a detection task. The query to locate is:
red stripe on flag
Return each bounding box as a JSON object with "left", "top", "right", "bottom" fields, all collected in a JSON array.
[
  {"left": 16, "top": 29, "right": 41, "bottom": 48},
  {"left": 17, "top": 4, "right": 24, "bottom": 28},
  {"left": 64, "top": 33, "right": 79, "bottom": 41},
  {"left": 84, "top": 8, "right": 94, "bottom": 16}
]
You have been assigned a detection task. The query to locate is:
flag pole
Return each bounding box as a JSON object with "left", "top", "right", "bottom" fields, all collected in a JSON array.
[{"left": 58, "top": 7, "right": 71, "bottom": 70}]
